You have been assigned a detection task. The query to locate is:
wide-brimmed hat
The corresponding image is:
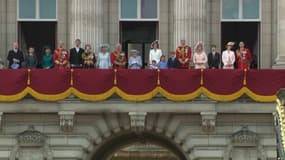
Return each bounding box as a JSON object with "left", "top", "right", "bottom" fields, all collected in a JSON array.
[
  {"left": 130, "top": 49, "right": 139, "bottom": 54},
  {"left": 226, "top": 42, "right": 235, "bottom": 46},
  {"left": 100, "top": 43, "right": 110, "bottom": 49}
]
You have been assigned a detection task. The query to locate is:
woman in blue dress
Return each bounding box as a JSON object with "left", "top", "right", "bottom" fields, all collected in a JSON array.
[{"left": 96, "top": 44, "right": 112, "bottom": 69}]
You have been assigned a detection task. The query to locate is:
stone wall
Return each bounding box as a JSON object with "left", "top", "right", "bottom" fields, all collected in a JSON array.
[{"left": 0, "top": 110, "right": 277, "bottom": 160}]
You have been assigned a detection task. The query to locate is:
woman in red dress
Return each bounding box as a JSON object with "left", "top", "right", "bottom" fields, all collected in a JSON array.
[{"left": 236, "top": 41, "right": 252, "bottom": 70}]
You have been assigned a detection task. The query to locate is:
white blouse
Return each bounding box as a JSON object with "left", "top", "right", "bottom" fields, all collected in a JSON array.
[
  {"left": 149, "top": 49, "right": 163, "bottom": 64},
  {"left": 222, "top": 50, "right": 235, "bottom": 69}
]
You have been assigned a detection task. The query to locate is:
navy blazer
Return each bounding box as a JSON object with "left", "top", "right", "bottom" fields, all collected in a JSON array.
[{"left": 207, "top": 52, "right": 221, "bottom": 69}]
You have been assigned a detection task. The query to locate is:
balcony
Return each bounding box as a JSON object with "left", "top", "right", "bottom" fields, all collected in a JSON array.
[
  {"left": 0, "top": 69, "right": 284, "bottom": 102},
  {"left": 0, "top": 68, "right": 281, "bottom": 114}
]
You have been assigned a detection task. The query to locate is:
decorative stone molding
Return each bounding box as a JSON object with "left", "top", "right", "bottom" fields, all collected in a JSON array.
[
  {"left": 17, "top": 125, "right": 47, "bottom": 147},
  {"left": 128, "top": 112, "right": 147, "bottom": 132},
  {"left": 231, "top": 126, "right": 258, "bottom": 147},
  {"left": 200, "top": 112, "right": 217, "bottom": 133},
  {"left": 0, "top": 112, "right": 3, "bottom": 131},
  {"left": 59, "top": 111, "right": 75, "bottom": 132}
]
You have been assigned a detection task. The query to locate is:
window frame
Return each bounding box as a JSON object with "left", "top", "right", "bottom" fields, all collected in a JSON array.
[
  {"left": 119, "top": 0, "right": 160, "bottom": 21},
  {"left": 221, "top": 0, "right": 261, "bottom": 22},
  {"left": 17, "top": 0, "right": 58, "bottom": 21}
]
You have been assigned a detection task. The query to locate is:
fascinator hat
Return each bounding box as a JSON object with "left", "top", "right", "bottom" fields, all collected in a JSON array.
[{"left": 151, "top": 40, "right": 159, "bottom": 49}]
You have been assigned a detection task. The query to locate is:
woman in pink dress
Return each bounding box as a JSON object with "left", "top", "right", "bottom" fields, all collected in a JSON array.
[{"left": 193, "top": 42, "right": 208, "bottom": 69}]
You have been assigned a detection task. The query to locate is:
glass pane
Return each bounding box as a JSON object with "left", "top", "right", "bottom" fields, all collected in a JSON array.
[
  {"left": 243, "top": 0, "right": 259, "bottom": 19},
  {"left": 40, "top": 0, "right": 57, "bottom": 19},
  {"left": 19, "top": 0, "right": 36, "bottom": 19},
  {"left": 121, "top": 0, "right": 137, "bottom": 19},
  {"left": 222, "top": 0, "right": 239, "bottom": 19},
  {"left": 141, "top": 0, "right": 158, "bottom": 19}
]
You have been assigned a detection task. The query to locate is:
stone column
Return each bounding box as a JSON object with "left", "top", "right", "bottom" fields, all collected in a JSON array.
[
  {"left": 0, "top": 0, "right": 7, "bottom": 65},
  {"left": 173, "top": 0, "right": 207, "bottom": 49},
  {"left": 274, "top": 0, "right": 285, "bottom": 68},
  {"left": 69, "top": 0, "right": 104, "bottom": 52}
]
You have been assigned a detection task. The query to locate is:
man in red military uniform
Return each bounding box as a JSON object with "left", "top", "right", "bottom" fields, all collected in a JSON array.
[
  {"left": 236, "top": 41, "right": 252, "bottom": 70},
  {"left": 111, "top": 43, "right": 127, "bottom": 69},
  {"left": 53, "top": 41, "right": 70, "bottom": 69},
  {"left": 176, "top": 39, "right": 192, "bottom": 69}
]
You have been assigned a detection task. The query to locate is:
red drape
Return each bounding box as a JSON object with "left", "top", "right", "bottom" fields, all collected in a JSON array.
[
  {"left": 159, "top": 69, "right": 201, "bottom": 94},
  {"left": 203, "top": 69, "right": 244, "bottom": 94},
  {"left": 73, "top": 69, "right": 114, "bottom": 94},
  {"left": 247, "top": 70, "right": 285, "bottom": 96},
  {"left": 116, "top": 69, "right": 157, "bottom": 95},
  {"left": 29, "top": 69, "right": 71, "bottom": 94},
  {"left": 0, "top": 69, "right": 27, "bottom": 95}
]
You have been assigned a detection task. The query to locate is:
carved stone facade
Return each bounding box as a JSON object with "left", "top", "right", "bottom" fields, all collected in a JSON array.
[
  {"left": 0, "top": 108, "right": 276, "bottom": 160},
  {"left": 58, "top": 111, "right": 75, "bottom": 132},
  {"left": 201, "top": 112, "right": 217, "bottom": 133},
  {"left": 10, "top": 126, "right": 52, "bottom": 160},
  {"left": 231, "top": 126, "right": 258, "bottom": 147},
  {"left": 129, "top": 112, "right": 147, "bottom": 132}
]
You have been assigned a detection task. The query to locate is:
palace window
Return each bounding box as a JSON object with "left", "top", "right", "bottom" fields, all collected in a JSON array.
[
  {"left": 120, "top": 0, "right": 159, "bottom": 20},
  {"left": 222, "top": 0, "right": 260, "bottom": 21},
  {"left": 18, "top": 0, "right": 57, "bottom": 20}
]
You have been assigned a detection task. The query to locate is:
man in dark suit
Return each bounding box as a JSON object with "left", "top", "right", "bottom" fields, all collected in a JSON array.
[
  {"left": 7, "top": 42, "right": 24, "bottom": 69},
  {"left": 69, "top": 39, "right": 84, "bottom": 68},
  {"left": 207, "top": 45, "right": 221, "bottom": 69}
]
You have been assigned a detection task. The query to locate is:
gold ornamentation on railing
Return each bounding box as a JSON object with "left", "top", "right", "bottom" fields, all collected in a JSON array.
[
  {"left": 70, "top": 69, "right": 74, "bottom": 86},
  {"left": 27, "top": 69, "right": 31, "bottom": 85},
  {"left": 114, "top": 69, "right": 118, "bottom": 85}
]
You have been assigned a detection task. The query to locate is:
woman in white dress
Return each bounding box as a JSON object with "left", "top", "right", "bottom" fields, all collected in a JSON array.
[
  {"left": 96, "top": 44, "right": 112, "bottom": 69},
  {"left": 193, "top": 41, "right": 208, "bottom": 69},
  {"left": 149, "top": 40, "right": 162, "bottom": 65},
  {"left": 222, "top": 42, "right": 236, "bottom": 69}
]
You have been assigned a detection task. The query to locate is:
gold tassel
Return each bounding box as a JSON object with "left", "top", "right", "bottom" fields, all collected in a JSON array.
[
  {"left": 70, "top": 69, "right": 74, "bottom": 86},
  {"left": 157, "top": 69, "right": 160, "bottom": 85},
  {"left": 114, "top": 69, "right": 117, "bottom": 85},
  {"left": 243, "top": 69, "right": 247, "bottom": 85},
  {"left": 27, "top": 69, "right": 31, "bottom": 85},
  {"left": 200, "top": 69, "right": 204, "bottom": 85}
]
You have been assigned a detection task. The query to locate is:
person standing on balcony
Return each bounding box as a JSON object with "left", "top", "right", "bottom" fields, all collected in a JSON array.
[
  {"left": 53, "top": 41, "right": 69, "bottom": 69},
  {"left": 97, "top": 44, "right": 112, "bottom": 69},
  {"left": 167, "top": 52, "right": 179, "bottom": 69},
  {"left": 158, "top": 55, "right": 168, "bottom": 69},
  {"left": 222, "top": 42, "right": 236, "bottom": 69},
  {"left": 128, "top": 50, "right": 142, "bottom": 69},
  {"left": 82, "top": 44, "right": 96, "bottom": 69},
  {"left": 176, "top": 38, "right": 192, "bottom": 69},
  {"left": 149, "top": 40, "right": 162, "bottom": 66},
  {"left": 236, "top": 41, "right": 252, "bottom": 70},
  {"left": 41, "top": 47, "right": 54, "bottom": 69},
  {"left": 193, "top": 42, "right": 208, "bottom": 69},
  {"left": 25, "top": 47, "right": 38, "bottom": 69},
  {"left": 7, "top": 42, "right": 24, "bottom": 69},
  {"left": 111, "top": 43, "right": 127, "bottom": 69},
  {"left": 207, "top": 45, "right": 221, "bottom": 69},
  {"left": 69, "top": 39, "right": 84, "bottom": 68}
]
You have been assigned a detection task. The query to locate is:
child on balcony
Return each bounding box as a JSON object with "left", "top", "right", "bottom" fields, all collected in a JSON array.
[{"left": 158, "top": 55, "right": 168, "bottom": 69}]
